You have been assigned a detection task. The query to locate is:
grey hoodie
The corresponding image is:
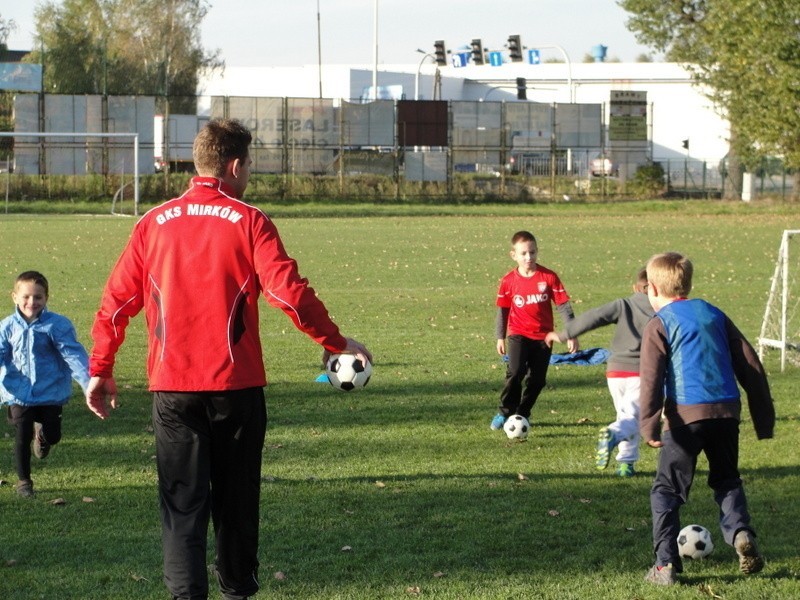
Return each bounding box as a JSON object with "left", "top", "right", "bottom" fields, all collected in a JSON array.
[{"left": 556, "top": 292, "right": 654, "bottom": 373}]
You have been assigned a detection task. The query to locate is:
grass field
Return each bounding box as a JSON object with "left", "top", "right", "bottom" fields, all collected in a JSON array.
[{"left": 1, "top": 202, "right": 799, "bottom": 599}]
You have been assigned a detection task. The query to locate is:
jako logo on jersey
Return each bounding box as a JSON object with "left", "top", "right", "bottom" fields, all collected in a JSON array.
[{"left": 513, "top": 293, "right": 549, "bottom": 307}]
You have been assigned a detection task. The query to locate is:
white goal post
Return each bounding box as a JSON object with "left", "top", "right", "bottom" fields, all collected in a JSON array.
[
  {"left": 758, "top": 229, "right": 800, "bottom": 371},
  {"left": 0, "top": 131, "right": 140, "bottom": 216}
]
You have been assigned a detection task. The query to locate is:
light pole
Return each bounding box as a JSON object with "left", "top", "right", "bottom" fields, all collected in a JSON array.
[
  {"left": 372, "top": 0, "right": 378, "bottom": 99},
  {"left": 536, "top": 44, "right": 574, "bottom": 102},
  {"left": 316, "top": 0, "right": 323, "bottom": 98},
  {"left": 414, "top": 49, "right": 435, "bottom": 100}
]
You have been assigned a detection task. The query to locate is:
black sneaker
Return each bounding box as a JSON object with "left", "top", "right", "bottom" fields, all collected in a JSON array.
[
  {"left": 33, "top": 423, "right": 50, "bottom": 459},
  {"left": 16, "top": 479, "right": 34, "bottom": 498}
]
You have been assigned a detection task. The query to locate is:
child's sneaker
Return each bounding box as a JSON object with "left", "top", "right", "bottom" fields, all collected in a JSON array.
[
  {"left": 33, "top": 423, "right": 50, "bottom": 459},
  {"left": 595, "top": 427, "right": 617, "bottom": 470},
  {"left": 16, "top": 479, "right": 34, "bottom": 498},
  {"left": 615, "top": 462, "right": 635, "bottom": 477},
  {"left": 490, "top": 413, "right": 506, "bottom": 430},
  {"left": 644, "top": 563, "right": 677, "bottom": 586},
  {"left": 734, "top": 529, "right": 764, "bottom": 574}
]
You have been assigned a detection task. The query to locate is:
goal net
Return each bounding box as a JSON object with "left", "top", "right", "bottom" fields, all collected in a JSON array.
[
  {"left": 0, "top": 131, "right": 141, "bottom": 216},
  {"left": 758, "top": 229, "right": 800, "bottom": 371}
]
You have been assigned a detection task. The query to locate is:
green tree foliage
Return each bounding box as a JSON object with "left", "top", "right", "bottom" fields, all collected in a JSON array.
[
  {"left": 0, "top": 14, "right": 17, "bottom": 157},
  {"left": 28, "top": 0, "right": 222, "bottom": 102},
  {"left": 620, "top": 0, "right": 800, "bottom": 198}
]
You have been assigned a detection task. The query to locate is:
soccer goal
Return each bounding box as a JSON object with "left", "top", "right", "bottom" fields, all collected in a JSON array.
[
  {"left": 758, "top": 229, "right": 800, "bottom": 371},
  {"left": 0, "top": 131, "right": 140, "bottom": 216}
]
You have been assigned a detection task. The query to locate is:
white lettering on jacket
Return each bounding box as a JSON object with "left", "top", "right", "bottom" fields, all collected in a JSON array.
[{"left": 155, "top": 204, "right": 244, "bottom": 224}]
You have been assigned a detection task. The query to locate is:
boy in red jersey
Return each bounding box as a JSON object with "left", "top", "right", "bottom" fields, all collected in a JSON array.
[{"left": 492, "top": 230, "right": 577, "bottom": 430}]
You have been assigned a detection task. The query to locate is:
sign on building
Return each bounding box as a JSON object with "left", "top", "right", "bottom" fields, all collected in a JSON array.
[{"left": 609, "top": 90, "right": 647, "bottom": 141}]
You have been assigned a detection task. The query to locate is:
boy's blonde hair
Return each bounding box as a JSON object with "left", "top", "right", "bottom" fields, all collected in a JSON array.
[{"left": 646, "top": 252, "right": 693, "bottom": 298}]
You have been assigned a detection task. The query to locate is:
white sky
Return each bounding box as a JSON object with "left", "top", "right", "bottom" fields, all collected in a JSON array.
[{"left": 3, "top": 0, "right": 659, "bottom": 67}]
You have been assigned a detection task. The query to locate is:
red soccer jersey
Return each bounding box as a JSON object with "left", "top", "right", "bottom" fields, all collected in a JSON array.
[
  {"left": 496, "top": 265, "right": 570, "bottom": 340},
  {"left": 90, "top": 177, "right": 347, "bottom": 391}
]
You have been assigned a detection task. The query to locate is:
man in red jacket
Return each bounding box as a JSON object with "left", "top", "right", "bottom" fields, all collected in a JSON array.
[{"left": 86, "top": 118, "right": 371, "bottom": 600}]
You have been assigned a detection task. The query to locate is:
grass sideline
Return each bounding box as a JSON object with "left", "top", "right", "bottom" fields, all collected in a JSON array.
[{"left": 1, "top": 205, "right": 799, "bottom": 599}]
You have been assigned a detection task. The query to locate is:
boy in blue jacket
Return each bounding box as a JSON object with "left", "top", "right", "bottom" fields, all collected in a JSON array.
[{"left": 1, "top": 271, "right": 89, "bottom": 497}]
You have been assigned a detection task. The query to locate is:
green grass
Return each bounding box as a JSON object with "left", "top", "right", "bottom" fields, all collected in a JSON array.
[{"left": 1, "top": 203, "right": 799, "bottom": 599}]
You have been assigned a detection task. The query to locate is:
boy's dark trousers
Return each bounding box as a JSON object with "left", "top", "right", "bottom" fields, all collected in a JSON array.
[
  {"left": 499, "top": 335, "right": 552, "bottom": 419},
  {"left": 153, "top": 388, "right": 267, "bottom": 600},
  {"left": 650, "top": 418, "right": 754, "bottom": 570},
  {"left": 7, "top": 404, "right": 63, "bottom": 480}
]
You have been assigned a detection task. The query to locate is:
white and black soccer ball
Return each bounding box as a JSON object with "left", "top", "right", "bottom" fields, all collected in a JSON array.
[
  {"left": 677, "top": 524, "right": 714, "bottom": 560},
  {"left": 503, "top": 415, "right": 530, "bottom": 440},
  {"left": 325, "top": 353, "right": 372, "bottom": 392}
]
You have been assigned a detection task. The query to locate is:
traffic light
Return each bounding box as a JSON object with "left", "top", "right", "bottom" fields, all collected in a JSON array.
[
  {"left": 682, "top": 139, "right": 689, "bottom": 150},
  {"left": 508, "top": 34, "right": 523, "bottom": 62},
  {"left": 434, "top": 40, "right": 447, "bottom": 66},
  {"left": 471, "top": 38, "right": 485, "bottom": 66},
  {"left": 516, "top": 77, "right": 527, "bottom": 100}
]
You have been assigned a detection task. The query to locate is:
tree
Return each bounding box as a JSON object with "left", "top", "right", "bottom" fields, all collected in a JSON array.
[
  {"left": 619, "top": 0, "right": 800, "bottom": 199},
  {"left": 0, "top": 14, "right": 15, "bottom": 52},
  {"left": 0, "top": 14, "right": 17, "bottom": 158},
  {"left": 28, "top": 0, "right": 221, "bottom": 107}
]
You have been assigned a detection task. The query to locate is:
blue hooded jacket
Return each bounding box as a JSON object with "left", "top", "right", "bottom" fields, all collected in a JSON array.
[{"left": 0, "top": 308, "right": 90, "bottom": 406}]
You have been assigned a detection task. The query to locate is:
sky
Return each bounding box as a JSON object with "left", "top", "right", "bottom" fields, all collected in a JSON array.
[{"left": 2, "top": 0, "right": 659, "bottom": 67}]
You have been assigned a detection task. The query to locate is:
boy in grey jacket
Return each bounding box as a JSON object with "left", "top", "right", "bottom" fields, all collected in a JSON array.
[{"left": 546, "top": 267, "right": 654, "bottom": 476}]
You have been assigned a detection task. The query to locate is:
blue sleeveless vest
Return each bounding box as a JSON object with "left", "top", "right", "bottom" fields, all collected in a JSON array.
[{"left": 656, "top": 299, "right": 740, "bottom": 406}]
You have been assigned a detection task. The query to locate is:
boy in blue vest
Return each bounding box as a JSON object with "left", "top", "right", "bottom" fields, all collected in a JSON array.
[{"left": 639, "top": 252, "right": 775, "bottom": 585}]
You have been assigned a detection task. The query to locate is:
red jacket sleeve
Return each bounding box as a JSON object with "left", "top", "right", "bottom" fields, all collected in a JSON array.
[{"left": 89, "top": 224, "right": 146, "bottom": 377}]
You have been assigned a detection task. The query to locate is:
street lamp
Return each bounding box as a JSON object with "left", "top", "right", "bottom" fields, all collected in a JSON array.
[
  {"left": 536, "top": 44, "right": 574, "bottom": 102},
  {"left": 414, "top": 48, "right": 436, "bottom": 101}
]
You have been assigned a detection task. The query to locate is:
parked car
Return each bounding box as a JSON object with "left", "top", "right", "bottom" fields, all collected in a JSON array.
[{"left": 590, "top": 154, "right": 618, "bottom": 177}]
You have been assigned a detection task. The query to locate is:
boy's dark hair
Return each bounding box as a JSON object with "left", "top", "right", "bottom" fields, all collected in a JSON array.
[
  {"left": 635, "top": 266, "right": 648, "bottom": 293},
  {"left": 16, "top": 270, "right": 49, "bottom": 296},
  {"left": 511, "top": 230, "right": 536, "bottom": 245},
  {"left": 192, "top": 119, "right": 252, "bottom": 178}
]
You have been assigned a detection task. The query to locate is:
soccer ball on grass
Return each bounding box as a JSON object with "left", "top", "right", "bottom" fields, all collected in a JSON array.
[
  {"left": 677, "top": 524, "right": 714, "bottom": 560},
  {"left": 326, "top": 353, "right": 372, "bottom": 391},
  {"left": 503, "top": 415, "right": 530, "bottom": 440}
]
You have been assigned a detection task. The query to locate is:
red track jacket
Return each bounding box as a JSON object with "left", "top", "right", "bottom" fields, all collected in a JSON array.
[{"left": 90, "top": 177, "right": 347, "bottom": 391}]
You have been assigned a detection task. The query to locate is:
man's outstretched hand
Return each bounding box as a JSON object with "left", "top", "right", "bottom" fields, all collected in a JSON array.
[{"left": 86, "top": 376, "right": 118, "bottom": 420}]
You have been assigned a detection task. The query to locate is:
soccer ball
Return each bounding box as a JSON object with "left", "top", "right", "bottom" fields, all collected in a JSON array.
[
  {"left": 326, "top": 353, "right": 372, "bottom": 391},
  {"left": 677, "top": 524, "right": 714, "bottom": 560},
  {"left": 503, "top": 415, "right": 530, "bottom": 440}
]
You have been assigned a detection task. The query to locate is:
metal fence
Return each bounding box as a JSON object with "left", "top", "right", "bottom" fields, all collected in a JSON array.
[{"left": 2, "top": 92, "right": 794, "bottom": 203}]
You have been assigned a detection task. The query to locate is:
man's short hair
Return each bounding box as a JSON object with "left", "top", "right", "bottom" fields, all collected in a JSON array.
[
  {"left": 192, "top": 119, "right": 252, "bottom": 178},
  {"left": 647, "top": 252, "right": 693, "bottom": 298},
  {"left": 16, "top": 270, "right": 49, "bottom": 296}
]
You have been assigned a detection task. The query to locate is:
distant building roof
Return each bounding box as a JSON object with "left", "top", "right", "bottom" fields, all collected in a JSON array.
[{"left": 0, "top": 49, "right": 32, "bottom": 63}]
